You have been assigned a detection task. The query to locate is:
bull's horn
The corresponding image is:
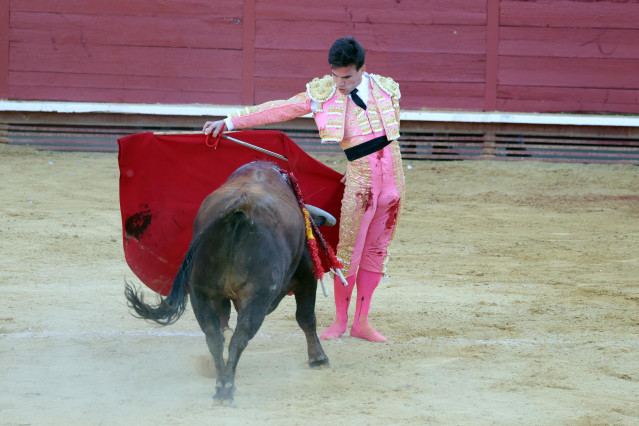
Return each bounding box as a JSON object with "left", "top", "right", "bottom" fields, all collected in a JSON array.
[{"left": 305, "top": 204, "right": 336, "bottom": 227}]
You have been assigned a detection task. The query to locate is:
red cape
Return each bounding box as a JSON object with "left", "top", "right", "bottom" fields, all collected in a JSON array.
[{"left": 118, "top": 131, "right": 344, "bottom": 295}]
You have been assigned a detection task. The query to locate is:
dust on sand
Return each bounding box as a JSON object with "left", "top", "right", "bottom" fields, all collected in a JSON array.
[{"left": 1, "top": 144, "right": 638, "bottom": 425}]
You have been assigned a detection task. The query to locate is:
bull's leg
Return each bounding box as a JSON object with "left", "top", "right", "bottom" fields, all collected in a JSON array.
[
  {"left": 217, "top": 298, "right": 268, "bottom": 405},
  {"left": 189, "top": 290, "right": 226, "bottom": 400},
  {"left": 292, "top": 257, "right": 330, "bottom": 367}
]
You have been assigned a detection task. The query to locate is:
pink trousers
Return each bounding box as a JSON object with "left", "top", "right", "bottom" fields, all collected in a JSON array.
[{"left": 341, "top": 144, "right": 402, "bottom": 276}]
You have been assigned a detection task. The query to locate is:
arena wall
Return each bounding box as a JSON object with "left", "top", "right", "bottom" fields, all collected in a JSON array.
[
  {"left": 1, "top": 1, "right": 638, "bottom": 163},
  {"left": 2, "top": 0, "right": 639, "bottom": 114}
]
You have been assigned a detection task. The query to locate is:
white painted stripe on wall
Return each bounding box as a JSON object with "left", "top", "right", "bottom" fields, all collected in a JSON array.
[{"left": 1, "top": 100, "right": 639, "bottom": 127}]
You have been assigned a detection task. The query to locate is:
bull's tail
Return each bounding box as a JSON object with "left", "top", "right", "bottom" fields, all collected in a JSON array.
[{"left": 124, "top": 238, "right": 199, "bottom": 326}]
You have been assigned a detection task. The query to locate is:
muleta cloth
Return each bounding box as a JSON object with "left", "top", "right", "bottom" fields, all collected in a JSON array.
[{"left": 118, "top": 130, "right": 345, "bottom": 295}]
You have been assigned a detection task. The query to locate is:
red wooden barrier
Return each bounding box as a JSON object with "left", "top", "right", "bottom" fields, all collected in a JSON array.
[
  {"left": 4, "top": 0, "right": 639, "bottom": 114},
  {"left": 498, "top": 0, "right": 639, "bottom": 114},
  {"left": 0, "top": 0, "right": 8, "bottom": 99}
]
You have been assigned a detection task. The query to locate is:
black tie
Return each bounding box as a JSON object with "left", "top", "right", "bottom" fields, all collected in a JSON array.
[{"left": 350, "top": 88, "right": 367, "bottom": 110}]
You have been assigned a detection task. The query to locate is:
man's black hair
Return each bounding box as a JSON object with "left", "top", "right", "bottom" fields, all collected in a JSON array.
[{"left": 328, "top": 36, "right": 365, "bottom": 70}]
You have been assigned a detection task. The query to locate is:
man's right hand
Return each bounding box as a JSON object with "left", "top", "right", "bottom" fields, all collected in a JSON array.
[{"left": 202, "top": 120, "right": 225, "bottom": 137}]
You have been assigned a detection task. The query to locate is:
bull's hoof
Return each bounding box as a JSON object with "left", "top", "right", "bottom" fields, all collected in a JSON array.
[
  {"left": 309, "top": 357, "right": 330, "bottom": 368},
  {"left": 213, "top": 397, "right": 234, "bottom": 407},
  {"left": 213, "top": 382, "right": 235, "bottom": 406},
  {"left": 213, "top": 392, "right": 235, "bottom": 407},
  {"left": 213, "top": 396, "right": 235, "bottom": 407}
]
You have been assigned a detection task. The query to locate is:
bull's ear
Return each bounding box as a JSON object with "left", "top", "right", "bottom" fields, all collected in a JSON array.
[{"left": 305, "top": 204, "right": 336, "bottom": 227}]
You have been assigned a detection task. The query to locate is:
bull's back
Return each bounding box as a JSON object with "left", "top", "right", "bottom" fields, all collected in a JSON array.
[
  {"left": 195, "top": 162, "right": 302, "bottom": 236},
  {"left": 190, "top": 162, "right": 306, "bottom": 291}
]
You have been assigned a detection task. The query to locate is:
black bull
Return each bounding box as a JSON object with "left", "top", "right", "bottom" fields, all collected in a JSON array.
[{"left": 125, "top": 161, "right": 330, "bottom": 404}]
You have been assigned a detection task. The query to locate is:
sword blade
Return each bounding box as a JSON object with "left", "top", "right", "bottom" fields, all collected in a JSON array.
[{"left": 222, "top": 134, "right": 289, "bottom": 162}]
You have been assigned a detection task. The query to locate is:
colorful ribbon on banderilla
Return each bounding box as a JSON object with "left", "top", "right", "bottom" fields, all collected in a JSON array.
[{"left": 286, "top": 171, "right": 343, "bottom": 280}]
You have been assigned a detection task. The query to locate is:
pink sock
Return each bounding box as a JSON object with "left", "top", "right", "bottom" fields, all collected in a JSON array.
[
  {"left": 320, "top": 274, "right": 356, "bottom": 340},
  {"left": 350, "top": 268, "right": 387, "bottom": 342}
]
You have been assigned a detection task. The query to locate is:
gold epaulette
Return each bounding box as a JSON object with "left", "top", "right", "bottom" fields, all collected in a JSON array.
[
  {"left": 306, "top": 75, "right": 336, "bottom": 103},
  {"left": 370, "top": 74, "right": 401, "bottom": 99}
]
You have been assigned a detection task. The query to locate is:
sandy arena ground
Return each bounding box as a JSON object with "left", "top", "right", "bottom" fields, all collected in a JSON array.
[{"left": 1, "top": 143, "right": 638, "bottom": 425}]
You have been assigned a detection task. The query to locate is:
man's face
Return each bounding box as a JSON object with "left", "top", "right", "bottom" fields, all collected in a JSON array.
[{"left": 331, "top": 64, "right": 366, "bottom": 95}]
